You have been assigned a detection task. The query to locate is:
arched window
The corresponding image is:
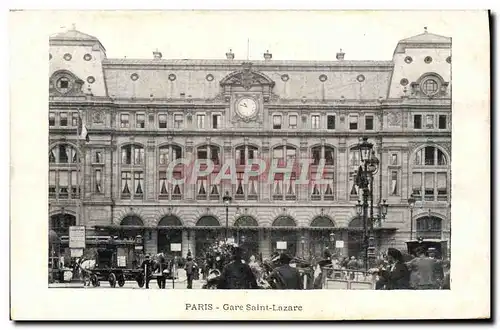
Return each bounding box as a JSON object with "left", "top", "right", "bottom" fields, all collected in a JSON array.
[
  {"left": 311, "top": 216, "right": 335, "bottom": 228},
  {"left": 121, "top": 144, "right": 145, "bottom": 200},
  {"left": 235, "top": 145, "right": 259, "bottom": 200},
  {"left": 49, "top": 213, "right": 76, "bottom": 236},
  {"left": 416, "top": 216, "right": 442, "bottom": 239},
  {"left": 158, "top": 145, "right": 184, "bottom": 200},
  {"left": 49, "top": 144, "right": 80, "bottom": 200},
  {"left": 157, "top": 215, "right": 183, "bottom": 257},
  {"left": 272, "top": 145, "right": 297, "bottom": 201},
  {"left": 310, "top": 145, "right": 336, "bottom": 201},
  {"left": 412, "top": 146, "right": 449, "bottom": 202},
  {"left": 120, "top": 215, "right": 144, "bottom": 226},
  {"left": 234, "top": 216, "right": 258, "bottom": 228},
  {"left": 272, "top": 216, "right": 296, "bottom": 227},
  {"left": 49, "top": 144, "right": 78, "bottom": 164},
  {"left": 196, "top": 145, "right": 221, "bottom": 200},
  {"left": 196, "top": 216, "right": 221, "bottom": 227}
]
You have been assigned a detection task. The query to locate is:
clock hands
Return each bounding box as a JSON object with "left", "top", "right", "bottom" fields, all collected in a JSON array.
[{"left": 241, "top": 103, "right": 247, "bottom": 108}]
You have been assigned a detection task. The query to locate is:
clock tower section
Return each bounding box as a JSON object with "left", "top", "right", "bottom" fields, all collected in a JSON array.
[{"left": 219, "top": 62, "right": 275, "bottom": 129}]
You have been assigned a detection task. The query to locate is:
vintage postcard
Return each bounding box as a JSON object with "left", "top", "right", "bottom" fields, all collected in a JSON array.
[{"left": 9, "top": 9, "right": 490, "bottom": 320}]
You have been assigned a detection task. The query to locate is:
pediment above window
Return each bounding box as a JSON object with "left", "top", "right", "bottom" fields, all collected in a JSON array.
[
  {"left": 409, "top": 72, "right": 449, "bottom": 99},
  {"left": 219, "top": 62, "right": 276, "bottom": 102},
  {"left": 49, "top": 70, "right": 86, "bottom": 97}
]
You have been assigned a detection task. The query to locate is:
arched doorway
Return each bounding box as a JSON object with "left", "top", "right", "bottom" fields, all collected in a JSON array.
[
  {"left": 194, "top": 216, "right": 222, "bottom": 257},
  {"left": 49, "top": 213, "right": 76, "bottom": 266},
  {"left": 271, "top": 216, "right": 298, "bottom": 257},
  {"left": 117, "top": 215, "right": 145, "bottom": 268},
  {"left": 233, "top": 216, "right": 259, "bottom": 260},
  {"left": 309, "top": 216, "right": 335, "bottom": 258},
  {"left": 157, "top": 215, "right": 183, "bottom": 258},
  {"left": 416, "top": 216, "right": 442, "bottom": 239},
  {"left": 348, "top": 217, "right": 364, "bottom": 259}
]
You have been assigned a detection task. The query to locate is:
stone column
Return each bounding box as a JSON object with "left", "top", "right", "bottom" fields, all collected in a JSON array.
[
  {"left": 261, "top": 141, "right": 270, "bottom": 201},
  {"left": 259, "top": 229, "right": 270, "bottom": 259},
  {"left": 181, "top": 229, "right": 189, "bottom": 257},
  {"left": 337, "top": 142, "right": 347, "bottom": 201},
  {"left": 341, "top": 230, "right": 349, "bottom": 257},
  {"left": 145, "top": 230, "right": 158, "bottom": 255},
  {"left": 299, "top": 140, "right": 308, "bottom": 201},
  {"left": 185, "top": 140, "right": 195, "bottom": 201}
]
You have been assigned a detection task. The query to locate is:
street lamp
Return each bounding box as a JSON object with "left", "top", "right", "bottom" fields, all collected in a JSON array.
[
  {"left": 300, "top": 235, "right": 306, "bottom": 259},
  {"left": 223, "top": 191, "right": 232, "bottom": 242},
  {"left": 352, "top": 137, "right": 385, "bottom": 271},
  {"left": 408, "top": 194, "right": 416, "bottom": 240}
]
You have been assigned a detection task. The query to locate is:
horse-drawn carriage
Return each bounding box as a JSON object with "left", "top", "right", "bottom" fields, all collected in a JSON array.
[{"left": 79, "top": 236, "right": 145, "bottom": 288}]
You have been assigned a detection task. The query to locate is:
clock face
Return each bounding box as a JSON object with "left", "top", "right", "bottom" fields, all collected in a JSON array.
[{"left": 236, "top": 97, "right": 258, "bottom": 118}]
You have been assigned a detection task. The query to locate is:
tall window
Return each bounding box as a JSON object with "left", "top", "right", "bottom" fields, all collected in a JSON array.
[
  {"left": 121, "top": 144, "right": 145, "bottom": 199},
  {"left": 439, "top": 115, "right": 447, "bottom": 129},
  {"left": 212, "top": 114, "right": 221, "bottom": 129},
  {"left": 120, "top": 114, "right": 130, "bottom": 128},
  {"left": 273, "top": 115, "right": 282, "bottom": 129},
  {"left": 289, "top": 115, "right": 297, "bottom": 129},
  {"left": 310, "top": 145, "right": 335, "bottom": 200},
  {"left": 235, "top": 145, "right": 259, "bottom": 201},
  {"left": 49, "top": 112, "right": 56, "bottom": 127},
  {"left": 425, "top": 115, "right": 434, "bottom": 129},
  {"left": 272, "top": 145, "right": 297, "bottom": 200},
  {"left": 412, "top": 146, "right": 449, "bottom": 202},
  {"left": 311, "top": 115, "right": 320, "bottom": 129},
  {"left": 158, "top": 145, "right": 183, "bottom": 200},
  {"left": 365, "top": 115, "right": 374, "bottom": 130},
  {"left": 136, "top": 113, "right": 145, "bottom": 128},
  {"left": 60, "top": 113, "right": 68, "bottom": 127},
  {"left": 390, "top": 171, "right": 398, "bottom": 195},
  {"left": 414, "top": 114, "right": 422, "bottom": 129},
  {"left": 174, "top": 114, "right": 184, "bottom": 128},
  {"left": 94, "top": 169, "right": 102, "bottom": 193},
  {"left": 71, "top": 113, "right": 79, "bottom": 126},
  {"left": 158, "top": 114, "right": 167, "bottom": 128},
  {"left": 348, "top": 148, "right": 362, "bottom": 200},
  {"left": 327, "top": 115, "right": 336, "bottom": 130},
  {"left": 235, "top": 145, "right": 258, "bottom": 166},
  {"left": 48, "top": 144, "right": 81, "bottom": 200},
  {"left": 197, "top": 114, "right": 205, "bottom": 129},
  {"left": 196, "top": 145, "right": 221, "bottom": 200},
  {"left": 349, "top": 114, "right": 358, "bottom": 130}
]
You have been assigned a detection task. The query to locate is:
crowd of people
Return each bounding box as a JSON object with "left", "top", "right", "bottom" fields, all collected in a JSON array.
[{"left": 136, "top": 242, "right": 450, "bottom": 290}]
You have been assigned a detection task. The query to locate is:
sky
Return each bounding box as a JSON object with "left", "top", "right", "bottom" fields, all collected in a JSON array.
[{"left": 40, "top": 10, "right": 461, "bottom": 61}]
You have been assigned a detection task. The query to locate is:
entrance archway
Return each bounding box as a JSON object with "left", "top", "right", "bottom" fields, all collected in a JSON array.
[
  {"left": 49, "top": 213, "right": 76, "bottom": 237},
  {"left": 347, "top": 217, "right": 364, "bottom": 259},
  {"left": 118, "top": 215, "right": 145, "bottom": 268},
  {"left": 157, "top": 215, "right": 183, "bottom": 257},
  {"left": 194, "top": 216, "right": 222, "bottom": 257},
  {"left": 233, "top": 216, "right": 259, "bottom": 259},
  {"left": 309, "top": 216, "right": 335, "bottom": 258},
  {"left": 416, "top": 216, "right": 442, "bottom": 239},
  {"left": 271, "top": 216, "right": 298, "bottom": 257}
]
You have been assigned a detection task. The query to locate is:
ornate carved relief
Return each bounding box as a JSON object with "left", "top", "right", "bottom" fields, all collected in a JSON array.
[
  {"left": 387, "top": 111, "right": 402, "bottom": 127},
  {"left": 92, "top": 110, "right": 104, "bottom": 124}
]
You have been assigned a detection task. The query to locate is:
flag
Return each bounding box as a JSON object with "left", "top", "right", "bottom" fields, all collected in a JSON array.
[{"left": 78, "top": 114, "right": 90, "bottom": 142}]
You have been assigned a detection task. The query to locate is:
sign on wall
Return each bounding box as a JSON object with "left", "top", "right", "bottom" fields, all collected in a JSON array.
[
  {"left": 70, "top": 248, "right": 83, "bottom": 258},
  {"left": 170, "top": 243, "right": 182, "bottom": 252},
  {"left": 335, "top": 240, "right": 345, "bottom": 249},
  {"left": 69, "top": 226, "right": 86, "bottom": 249},
  {"left": 276, "top": 241, "right": 287, "bottom": 250},
  {"left": 117, "top": 256, "right": 127, "bottom": 267}
]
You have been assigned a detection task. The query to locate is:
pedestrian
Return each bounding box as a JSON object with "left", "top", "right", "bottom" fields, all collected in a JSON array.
[
  {"left": 217, "top": 247, "right": 258, "bottom": 289},
  {"left": 184, "top": 255, "right": 197, "bottom": 289},
  {"left": 269, "top": 253, "right": 303, "bottom": 290},
  {"left": 140, "top": 255, "right": 152, "bottom": 289},
  {"left": 406, "top": 246, "right": 441, "bottom": 290},
  {"left": 376, "top": 248, "right": 410, "bottom": 290}
]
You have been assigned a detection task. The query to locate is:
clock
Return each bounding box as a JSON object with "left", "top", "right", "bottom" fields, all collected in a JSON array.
[{"left": 236, "top": 97, "right": 258, "bottom": 118}]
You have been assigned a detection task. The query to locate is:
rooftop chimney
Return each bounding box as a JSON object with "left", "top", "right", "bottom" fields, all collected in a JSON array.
[
  {"left": 336, "top": 49, "right": 345, "bottom": 61},
  {"left": 263, "top": 50, "right": 272, "bottom": 61},
  {"left": 153, "top": 49, "right": 162, "bottom": 59},
  {"left": 226, "top": 49, "right": 234, "bottom": 60}
]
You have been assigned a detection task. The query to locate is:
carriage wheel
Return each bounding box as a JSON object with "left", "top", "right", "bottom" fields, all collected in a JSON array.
[
  {"left": 90, "top": 274, "right": 99, "bottom": 287},
  {"left": 137, "top": 275, "right": 145, "bottom": 288},
  {"left": 109, "top": 273, "right": 117, "bottom": 288},
  {"left": 117, "top": 274, "right": 125, "bottom": 287}
]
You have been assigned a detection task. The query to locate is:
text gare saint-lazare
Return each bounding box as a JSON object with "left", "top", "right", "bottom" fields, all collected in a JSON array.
[{"left": 185, "top": 304, "right": 303, "bottom": 312}]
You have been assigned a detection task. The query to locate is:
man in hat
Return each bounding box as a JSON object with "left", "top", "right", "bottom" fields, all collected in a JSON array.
[
  {"left": 377, "top": 248, "right": 410, "bottom": 290},
  {"left": 184, "top": 255, "right": 197, "bottom": 289},
  {"left": 140, "top": 255, "right": 152, "bottom": 289},
  {"left": 269, "top": 253, "right": 303, "bottom": 290},
  {"left": 217, "top": 246, "right": 258, "bottom": 289},
  {"left": 406, "top": 246, "right": 440, "bottom": 290}
]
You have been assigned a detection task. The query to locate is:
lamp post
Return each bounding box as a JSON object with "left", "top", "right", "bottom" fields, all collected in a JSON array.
[
  {"left": 223, "top": 191, "right": 232, "bottom": 242},
  {"left": 408, "top": 194, "right": 416, "bottom": 241},
  {"left": 352, "top": 137, "right": 386, "bottom": 271},
  {"left": 300, "top": 236, "right": 305, "bottom": 259}
]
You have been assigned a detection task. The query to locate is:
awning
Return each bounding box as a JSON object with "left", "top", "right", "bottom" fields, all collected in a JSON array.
[
  {"left": 157, "top": 225, "right": 186, "bottom": 229},
  {"left": 308, "top": 227, "right": 340, "bottom": 231},
  {"left": 231, "top": 226, "right": 260, "bottom": 231},
  {"left": 94, "top": 225, "right": 152, "bottom": 231},
  {"left": 192, "top": 226, "right": 223, "bottom": 230}
]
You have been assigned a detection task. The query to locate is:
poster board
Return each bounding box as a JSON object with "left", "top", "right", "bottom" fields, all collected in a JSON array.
[
  {"left": 117, "top": 256, "right": 126, "bottom": 267},
  {"left": 170, "top": 243, "right": 182, "bottom": 252},
  {"left": 276, "top": 241, "right": 287, "bottom": 250},
  {"left": 69, "top": 226, "right": 85, "bottom": 249},
  {"left": 70, "top": 248, "right": 83, "bottom": 258},
  {"left": 335, "top": 240, "right": 344, "bottom": 249}
]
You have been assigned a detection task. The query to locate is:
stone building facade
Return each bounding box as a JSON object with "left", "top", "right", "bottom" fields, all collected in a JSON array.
[{"left": 48, "top": 28, "right": 451, "bottom": 262}]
